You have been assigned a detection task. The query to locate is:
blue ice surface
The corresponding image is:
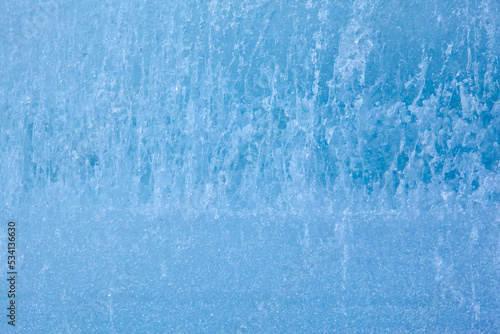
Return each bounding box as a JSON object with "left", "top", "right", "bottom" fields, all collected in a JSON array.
[{"left": 0, "top": 0, "right": 499, "bottom": 332}]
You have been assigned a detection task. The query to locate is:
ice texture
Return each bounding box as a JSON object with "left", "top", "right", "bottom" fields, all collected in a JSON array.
[{"left": 0, "top": 0, "right": 499, "bottom": 332}]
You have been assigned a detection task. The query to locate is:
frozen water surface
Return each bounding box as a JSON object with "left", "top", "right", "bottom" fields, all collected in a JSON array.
[{"left": 0, "top": 0, "right": 499, "bottom": 332}]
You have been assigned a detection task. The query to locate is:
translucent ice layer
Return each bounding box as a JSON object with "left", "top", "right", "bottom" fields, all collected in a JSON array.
[{"left": 0, "top": 0, "right": 498, "bottom": 332}]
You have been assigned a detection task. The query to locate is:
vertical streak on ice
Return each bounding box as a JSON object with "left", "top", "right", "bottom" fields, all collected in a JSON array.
[
  {"left": 336, "top": 209, "right": 350, "bottom": 290},
  {"left": 469, "top": 220, "right": 480, "bottom": 328},
  {"left": 108, "top": 293, "right": 114, "bottom": 330},
  {"left": 304, "top": 220, "right": 310, "bottom": 251}
]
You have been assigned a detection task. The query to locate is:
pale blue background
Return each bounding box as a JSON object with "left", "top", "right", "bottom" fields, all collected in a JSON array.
[{"left": 0, "top": 0, "right": 499, "bottom": 332}]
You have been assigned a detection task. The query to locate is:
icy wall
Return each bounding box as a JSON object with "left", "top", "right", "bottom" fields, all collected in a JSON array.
[{"left": 0, "top": 0, "right": 499, "bottom": 332}]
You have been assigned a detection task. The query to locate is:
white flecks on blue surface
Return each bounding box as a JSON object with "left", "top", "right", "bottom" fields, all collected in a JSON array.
[{"left": 0, "top": 0, "right": 499, "bottom": 332}]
